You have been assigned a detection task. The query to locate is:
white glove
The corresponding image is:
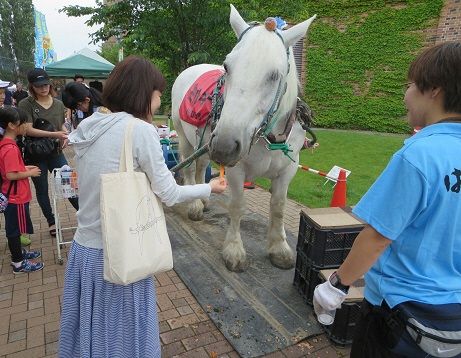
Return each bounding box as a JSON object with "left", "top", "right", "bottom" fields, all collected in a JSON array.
[{"left": 313, "top": 274, "right": 347, "bottom": 314}]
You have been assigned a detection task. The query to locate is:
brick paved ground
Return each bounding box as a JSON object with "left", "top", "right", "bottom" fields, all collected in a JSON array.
[{"left": 0, "top": 149, "right": 351, "bottom": 358}]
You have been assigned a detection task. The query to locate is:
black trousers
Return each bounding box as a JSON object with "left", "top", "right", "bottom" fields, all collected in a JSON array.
[{"left": 350, "top": 299, "right": 407, "bottom": 358}]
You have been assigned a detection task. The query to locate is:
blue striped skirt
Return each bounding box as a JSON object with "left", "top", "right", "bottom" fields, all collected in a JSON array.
[{"left": 59, "top": 241, "right": 161, "bottom": 358}]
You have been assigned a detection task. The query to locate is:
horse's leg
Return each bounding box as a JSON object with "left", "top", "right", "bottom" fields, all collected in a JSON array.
[
  {"left": 195, "top": 155, "right": 210, "bottom": 211},
  {"left": 177, "top": 130, "right": 204, "bottom": 221},
  {"left": 267, "top": 175, "right": 295, "bottom": 269},
  {"left": 222, "top": 166, "right": 247, "bottom": 272}
]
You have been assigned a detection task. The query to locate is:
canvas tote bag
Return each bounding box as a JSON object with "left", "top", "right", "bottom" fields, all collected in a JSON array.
[{"left": 100, "top": 118, "right": 173, "bottom": 285}]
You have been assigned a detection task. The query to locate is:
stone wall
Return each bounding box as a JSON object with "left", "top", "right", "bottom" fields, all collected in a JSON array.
[{"left": 436, "top": 0, "right": 461, "bottom": 43}]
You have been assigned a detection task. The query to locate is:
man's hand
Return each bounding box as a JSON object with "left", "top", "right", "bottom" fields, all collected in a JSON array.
[
  {"left": 313, "top": 275, "right": 347, "bottom": 315},
  {"left": 26, "top": 166, "right": 41, "bottom": 177}
]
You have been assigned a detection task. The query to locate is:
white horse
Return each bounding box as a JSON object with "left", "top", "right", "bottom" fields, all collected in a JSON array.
[{"left": 172, "top": 5, "right": 316, "bottom": 272}]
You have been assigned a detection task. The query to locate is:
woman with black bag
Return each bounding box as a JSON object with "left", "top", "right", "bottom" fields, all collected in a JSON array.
[
  {"left": 313, "top": 42, "right": 461, "bottom": 357},
  {"left": 19, "top": 68, "right": 78, "bottom": 238}
]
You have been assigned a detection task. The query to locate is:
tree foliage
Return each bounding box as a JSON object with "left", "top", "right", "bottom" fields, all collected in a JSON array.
[
  {"left": 0, "top": 0, "right": 34, "bottom": 81},
  {"left": 61, "top": 0, "right": 312, "bottom": 110},
  {"left": 62, "top": 1, "right": 443, "bottom": 133}
]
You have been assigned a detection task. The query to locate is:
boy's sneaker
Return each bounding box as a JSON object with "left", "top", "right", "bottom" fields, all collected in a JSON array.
[
  {"left": 22, "top": 249, "right": 41, "bottom": 260},
  {"left": 20, "top": 235, "right": 31, "bottom": 246},
  {"left": 12, "top": 259, "right": 44, "bottom": 274}
]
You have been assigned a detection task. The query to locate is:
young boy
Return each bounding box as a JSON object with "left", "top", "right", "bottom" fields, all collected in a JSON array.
[{"left": 0, "top": 107, "right": 44, "bottom": 273}]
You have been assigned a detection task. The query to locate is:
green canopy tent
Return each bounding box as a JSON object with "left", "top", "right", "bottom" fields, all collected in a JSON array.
[{"left": 45, "top": 48, "right": 114, "bottom": 78}]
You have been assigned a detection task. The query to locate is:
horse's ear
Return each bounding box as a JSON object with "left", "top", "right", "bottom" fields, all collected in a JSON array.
[
  {"left": 230, "top": 4, "right": 249, "bottom": 39},
  {"left": 280, "top": 14, "right": 317, "bottom": 48}
]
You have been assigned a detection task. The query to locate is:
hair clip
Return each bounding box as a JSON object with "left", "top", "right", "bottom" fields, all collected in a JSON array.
[{"left": 0, "top": 127, "right": 5, "bottom": 135}]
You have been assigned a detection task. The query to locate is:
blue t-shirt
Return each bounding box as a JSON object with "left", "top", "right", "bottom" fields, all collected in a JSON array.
[{"left": 353, "top": 123, "right": 461, "bottom": 308}]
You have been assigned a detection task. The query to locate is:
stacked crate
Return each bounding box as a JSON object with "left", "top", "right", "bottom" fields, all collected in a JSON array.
[
  {"left": 318, "top": 269, "right": 365, "bottom": 345},
  {"left": 293, "top": 207, "right": 365, "bottom": 345}
]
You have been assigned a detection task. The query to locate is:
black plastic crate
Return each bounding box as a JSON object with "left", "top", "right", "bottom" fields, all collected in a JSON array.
[
  {"left": 296, "top": 209, "right": 364, "bottom": 268},
  {"left": 322, "top": 301, "right": 362, "bottom": 345},
  {"left": 293, "top": 252, "right": 325, "bottom": 305},
  {"left": 318, "top": 269, "right": 364, "bottom": 346}
]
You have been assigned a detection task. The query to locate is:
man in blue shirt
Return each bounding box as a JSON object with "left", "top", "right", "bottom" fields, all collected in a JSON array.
[{"left": 313, "top": 41, "right": 461, "bottom": 357}]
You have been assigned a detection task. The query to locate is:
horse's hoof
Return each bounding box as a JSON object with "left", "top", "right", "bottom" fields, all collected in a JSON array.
[
  {"left": 202, "top": 199, "right": 210, "bottom": 212},
  {"left": 224, "top": 258, "right": 249, "bottom": 272},
  {"left": 188, "top": 210, "right": 204, "bottom": 221},
  {"left": 269, "top": 253, "right": 294, "bottom": 270}
]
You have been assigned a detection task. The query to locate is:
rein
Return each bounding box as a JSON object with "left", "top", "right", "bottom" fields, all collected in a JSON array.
[{"left": 250, "top": 29, "right": 291, "bottom": 152}]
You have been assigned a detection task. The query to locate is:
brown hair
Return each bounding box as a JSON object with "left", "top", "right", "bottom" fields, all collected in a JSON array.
[
  {"left": 103, "top": 56, "right": 166, "bottom": 119},
  {"left": 408, "top": 41, "right": 461, "bottom": 113},
  {"left": 28, "top": 83, "right": 57, "bottom": 99}
]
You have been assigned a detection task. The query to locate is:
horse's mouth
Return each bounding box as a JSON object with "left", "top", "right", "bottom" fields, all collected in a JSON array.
[
  {"left": 212, "top": 158, "right": 239, "bottom": 168},
  {"left": 209, "top": 134, "right": 242, "bottom": 167}
]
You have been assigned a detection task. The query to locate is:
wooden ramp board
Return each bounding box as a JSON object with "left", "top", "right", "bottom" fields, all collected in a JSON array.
[{"left": 165, "top": 194, "right": 322, "bottom": 358}]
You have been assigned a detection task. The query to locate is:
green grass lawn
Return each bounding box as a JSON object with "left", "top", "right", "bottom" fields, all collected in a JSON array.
[
  {"left": 155, "top": 119, "right": 408, "bottom": 208},
  {"left": 153, "top": 114, "right": 170, "bottom": 127},
  {"left": 255, "top": 129, "right": 408, "bottom": 208}
]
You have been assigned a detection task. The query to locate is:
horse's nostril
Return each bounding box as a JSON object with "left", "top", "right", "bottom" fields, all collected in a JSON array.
[{"left": 235, "top": 140, "right": 240, "bottom": 153}]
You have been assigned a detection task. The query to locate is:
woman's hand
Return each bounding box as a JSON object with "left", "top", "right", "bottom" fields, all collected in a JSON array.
[
  {"left": 209, "top": 177, "right": 227, "bottom": 193},
  {"left": 53, "top": 131, "right": 68, "bottom": 141},
  {"left": 61, "top": 138, "right": 70, "bottom": 149}
]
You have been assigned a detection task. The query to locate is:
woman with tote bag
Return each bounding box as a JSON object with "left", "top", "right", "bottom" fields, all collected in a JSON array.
[{"left": 59, "top": 56, "right": 227, "bottom": 357}]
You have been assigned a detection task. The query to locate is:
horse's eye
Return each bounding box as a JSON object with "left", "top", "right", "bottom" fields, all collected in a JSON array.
[
  {"left": 268, "top": 71, "right": 279, "bottom": 82},
  {"left": 223, "top": 63, "right": 229, "bottom": 73}
]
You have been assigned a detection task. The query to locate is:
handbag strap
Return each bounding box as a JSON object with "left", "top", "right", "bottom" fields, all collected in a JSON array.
[
  {"left": 0, "top": 142, "right": 17, "bottom": 197},
  {"left": 28, "top": 97, "right": 41, "bottom": 125},
  {"left": 0, "top": 175, "right": 16, "bottom": 197},
  {"left": 119, "top": 119, "right": 136, "bottom": 173}
]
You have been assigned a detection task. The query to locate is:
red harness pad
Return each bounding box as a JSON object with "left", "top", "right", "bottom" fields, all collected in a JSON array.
[{"left": 179, "top": 69, "right": 224, "bottom": 128}]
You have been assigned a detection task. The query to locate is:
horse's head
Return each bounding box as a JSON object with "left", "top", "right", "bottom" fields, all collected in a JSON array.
[{"left": 209, "top": 5, "right": 316, "bottom": 166}]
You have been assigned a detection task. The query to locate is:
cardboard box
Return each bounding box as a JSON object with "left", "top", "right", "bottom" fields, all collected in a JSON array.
[{"left": 296, "top": 207, "right": 365, "bottom": 268}]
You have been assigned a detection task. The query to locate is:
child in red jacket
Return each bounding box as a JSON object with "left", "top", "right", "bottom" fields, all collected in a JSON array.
[{"left": 0, "top": 107, "right": 44, "bottom": 273}]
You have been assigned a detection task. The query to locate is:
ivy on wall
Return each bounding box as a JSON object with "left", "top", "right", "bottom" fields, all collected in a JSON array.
[{"left": 302, "top": 0, "right": 444, "bottom": 133}]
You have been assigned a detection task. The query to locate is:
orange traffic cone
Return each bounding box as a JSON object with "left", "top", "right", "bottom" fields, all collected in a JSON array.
[{"left": 330, "top": 169, "right": 347, "bottom": 207}]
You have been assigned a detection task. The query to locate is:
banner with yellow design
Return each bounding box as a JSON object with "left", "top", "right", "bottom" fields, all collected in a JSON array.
[{"left": 34, "top": 9, "right": 57, "bottom": 68}]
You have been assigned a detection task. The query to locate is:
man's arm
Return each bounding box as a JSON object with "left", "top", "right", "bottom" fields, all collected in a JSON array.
[
  {"left": 336, "top": 225, "right": 392, "bottom": 285},
  {"left": 312, "top": 225, "right": 392, "bottom": 314}
]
